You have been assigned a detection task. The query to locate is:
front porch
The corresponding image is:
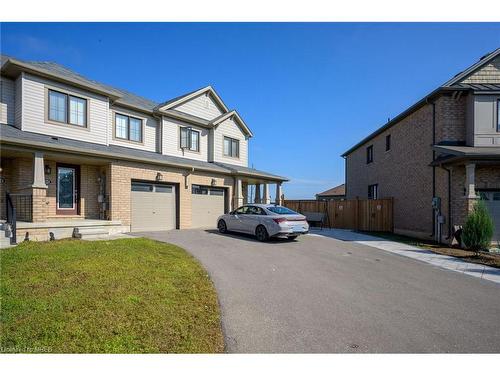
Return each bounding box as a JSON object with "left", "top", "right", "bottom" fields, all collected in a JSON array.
[
  {"left": 236, "top": 177, "right": 284, "bottom": 207},
  {"left": 1, "top": 148, "right": 119, "bottom": 242},
  {"left": 433, "top": 145, "right": 500, "bottom": 242}
]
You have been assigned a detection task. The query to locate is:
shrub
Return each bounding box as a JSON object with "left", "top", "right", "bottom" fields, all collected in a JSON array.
[{"left": 462, "top": 200, "right": 494, "bottom": 254}]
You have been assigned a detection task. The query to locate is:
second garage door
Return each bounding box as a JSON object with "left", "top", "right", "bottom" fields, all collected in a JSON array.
[
  {"left": 131, "top": 182, "right": 177, "bottom": 232},
  {"left": 191, "top": 185, "right": 226, "bottom": 228}
]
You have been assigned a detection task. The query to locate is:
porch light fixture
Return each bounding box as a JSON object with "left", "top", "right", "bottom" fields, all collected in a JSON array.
[
  {"left": 44, "top": 165, "right": 52, "bottom": 175},
  {"left": 156, "top": 172, "right": 163, "bottom": 182},
  {"left": 211, "top": 178, "right": 217, "bottom": 186}
]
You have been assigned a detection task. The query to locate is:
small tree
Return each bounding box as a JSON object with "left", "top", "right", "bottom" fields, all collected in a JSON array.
[{"left": 462, "top": 200, "right": 494, "bottom": 254}]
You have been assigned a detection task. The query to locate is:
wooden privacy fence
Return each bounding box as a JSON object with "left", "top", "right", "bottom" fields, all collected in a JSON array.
[{"left": 283, "top": 198, "right": 394, "bottom": 232}]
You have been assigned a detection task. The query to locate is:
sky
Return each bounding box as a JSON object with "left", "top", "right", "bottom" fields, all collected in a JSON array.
[{"left": 1, "top": 23, "right": 500, "bottom": 198}]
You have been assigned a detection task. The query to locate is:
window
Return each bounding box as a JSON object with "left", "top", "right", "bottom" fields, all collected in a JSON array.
[
  {"left": 180, "top": 127, "right": 200, "bottom": 152},
  {"left": 115, "top": 113, "right": 143, "bottom": 142},
  {"left": 246, "top": 206, "right": 266, "bottom": 215},
  {"left": 223, "top": 136, "right": 240, "bottom": 158},
  {"left": 131, "top": 182, "right": 153, "bottom": 192},
  {"left": 366, "top": 145, "right": 373, "bottom": 163},
  {"left": 155, "top": 185, "right": 173, "bottom": 193},
  {"left": 234, "top": 206, "right": 248, "bottom": 215},
  {"left": 267, "top": 206, "right": 298, "bottom": 215},
  {"left": 48, "top": 89, "right": 87, "bottom": 127},
  {"left": 192, "top": 185, "right": 209, "bottom": 195},
  {"left": 368, "top": 184, "right": 378, "bottom": 200},
  {"left": 385, "top": 134, "right": 391, "bottom": 151},
  {"left": 192, "top": 185, "right": 224, "bottom": 196}
]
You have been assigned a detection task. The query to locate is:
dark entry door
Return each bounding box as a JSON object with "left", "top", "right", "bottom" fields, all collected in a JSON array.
[{"left": 56, "top": 164, "right": 80, "bottom": 215}]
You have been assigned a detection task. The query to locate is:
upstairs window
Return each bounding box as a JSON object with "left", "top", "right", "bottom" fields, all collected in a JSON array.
[
  {"left": 366, "top": 145, "right": 374, "bottom": 164},
  {"left": 223, "top": 136, "right": 239, "bottom": 158},
  {"left": 48, "top": 89, "right": 87, "bottom": 127},
  {"left": 385, "top": 134, "right": 391, "bottom": 151},
  {"left": 368, "top": 184, "right": 378, "bottom": 200},
  {"left": 180, "top": 127, "right": 200, "bottom": 152},
  {"left": 115, "top": 113, "right": 143, "bottom": 142}
]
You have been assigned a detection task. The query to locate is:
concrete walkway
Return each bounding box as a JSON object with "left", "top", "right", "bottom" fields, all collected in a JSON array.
[{"left": 309, "top": 229, "right": 500, "bottom": 284}]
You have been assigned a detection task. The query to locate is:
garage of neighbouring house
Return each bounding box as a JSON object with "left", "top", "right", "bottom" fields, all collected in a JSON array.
[
  {"left": 131, "top": 181, "right": 178, "bottom": 232},
  {"left": 191, "top": 184, "right": 227, "bottom": 228}
]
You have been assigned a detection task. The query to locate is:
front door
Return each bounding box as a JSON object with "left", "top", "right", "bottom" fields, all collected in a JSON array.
[{"left": 56, "top": 164, "right": 79, "bottom": 215}]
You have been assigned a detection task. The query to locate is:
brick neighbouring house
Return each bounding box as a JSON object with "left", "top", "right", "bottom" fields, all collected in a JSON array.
[
  {"left": 0, "top": 54, "right": 287, "bottom": 244},
  {"left": 342, "top": 48, "right": 500, "bottom": 243}
]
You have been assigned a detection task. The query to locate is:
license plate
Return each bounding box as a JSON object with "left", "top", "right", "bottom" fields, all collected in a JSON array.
[{"left": 293, "top": 226, "right": 305, "bottom": 232}]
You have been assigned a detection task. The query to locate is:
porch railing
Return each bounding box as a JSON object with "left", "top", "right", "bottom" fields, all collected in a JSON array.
[
  {"left": 5, "top": 193, "right": 17, "bottom": 245},
  {"left": 10, "top": 193, "right": 33, "bottom": 222}
]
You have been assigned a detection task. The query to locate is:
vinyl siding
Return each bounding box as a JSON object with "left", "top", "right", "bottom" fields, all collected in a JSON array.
[
  {"left": 109, "top": 105, "right": 159, "bottom": 152},
  {"left": 473, "top": 94, "right": 500, "bottom": 146},
  {"left": 14, "top": 75, "right": 22, "bottom": 128},
  {"left": 213, "top": 117, "right": 248, "bottom": 167},
  {"left": 0, "top": 76, "right": 15, "bottom": 125},
  {"left": 21, "top": 73, "right": 108, "bottom": 145},
  {"left": 461, "top": 55, "right": 500, "bottom": 84},
  {"left": 162, "top": 116, "right": 209, "bottom": 162},
  {"left": 173, "top": 93, "right": 224, "bottom": 120}
]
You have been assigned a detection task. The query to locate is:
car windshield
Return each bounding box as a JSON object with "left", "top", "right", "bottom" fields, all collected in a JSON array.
[{"left": 266, "top": 206, "right": 299, "bottom": 215}]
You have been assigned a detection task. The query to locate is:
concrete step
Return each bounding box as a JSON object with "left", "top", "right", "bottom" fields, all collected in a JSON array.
[
  {"left": 0, "top": 235, "right": 14, "bottom": 249},
  {"left": 73, "top": 227, "right": 110, "bottom": 240}
]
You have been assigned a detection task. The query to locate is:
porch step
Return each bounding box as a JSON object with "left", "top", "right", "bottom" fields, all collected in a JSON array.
[
  {"left": 73, "top": 227, "right": 110, "bottom": 240},
  {"left": 0, "top": 226, "right": 14, "bottom": 249}
]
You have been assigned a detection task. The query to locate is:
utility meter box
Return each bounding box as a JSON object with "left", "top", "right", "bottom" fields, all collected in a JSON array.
[{"left": 432, "top": 197, "right": 441, "bottom": 210}]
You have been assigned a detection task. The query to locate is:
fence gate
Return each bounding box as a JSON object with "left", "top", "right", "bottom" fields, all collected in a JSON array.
[{"left": 284, "top": 198, "right": 393, "bottom": 232}]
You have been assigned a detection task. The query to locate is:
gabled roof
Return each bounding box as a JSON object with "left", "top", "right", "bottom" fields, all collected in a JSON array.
[
  {"left": 1, "top": 54, "right": 254, "bottom": 138},
  {"left": 342, "top": 48, "right": 500, "bottom": 157},
  {"left": 316, "top": 184, "right": 345, "bottom": 197},
  {"left": 442, "top": 48, "right": 500, "bottom": 87},
  {"left": 155, "top": 85, "right": 229, "bottom": 113},
  {"left": 210, "top": 110, "right": 253, "bottom": 137}
]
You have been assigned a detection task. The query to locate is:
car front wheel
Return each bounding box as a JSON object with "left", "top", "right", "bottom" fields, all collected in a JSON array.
[
  {"left": 218, "top": 220, "right": 227, "bottom": 233},
  {"left": 255, "top": 225, "right": 269, "bottom": 242}
]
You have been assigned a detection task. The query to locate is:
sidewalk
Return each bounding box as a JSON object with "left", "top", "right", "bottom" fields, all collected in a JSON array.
[{"left": 308, "top": 228, "right": 500, "bottom": 285}]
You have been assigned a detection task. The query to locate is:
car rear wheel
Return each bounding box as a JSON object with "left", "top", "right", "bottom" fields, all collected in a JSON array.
[
  {"left": 218, "top": 220, "right": 227, "bottom": 233},
  {"left": 255, "top": 225, "right": 269, "bottom": 242}
]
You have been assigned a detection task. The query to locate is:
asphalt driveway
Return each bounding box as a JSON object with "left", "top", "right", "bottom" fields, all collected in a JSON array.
[{"left": 138, "top": 229, "right": 500, "bottom": 353}]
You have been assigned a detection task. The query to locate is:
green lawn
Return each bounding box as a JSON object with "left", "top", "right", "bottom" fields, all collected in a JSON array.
[{"left": 0, "top": 238, "right": 224, "bottom": 353}]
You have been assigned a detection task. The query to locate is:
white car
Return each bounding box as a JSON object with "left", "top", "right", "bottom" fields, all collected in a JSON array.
[{"left": 217, "top": 204, "right": 309, "bottom": 241}]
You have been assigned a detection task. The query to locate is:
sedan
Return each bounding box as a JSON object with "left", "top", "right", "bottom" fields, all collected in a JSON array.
[{"left": 217, "top": 204, "right": 309, "bottom": 241}]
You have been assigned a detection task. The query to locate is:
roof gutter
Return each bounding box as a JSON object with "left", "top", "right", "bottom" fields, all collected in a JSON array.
[
  {"left": 1, "top": 58, "right": 122, "bottom": 100},
  {"left": 340, "top": 87, "right": 470, "bottom": 157},
  {"left": 0, "top": 136, "right": 220, "bottom": 175}
]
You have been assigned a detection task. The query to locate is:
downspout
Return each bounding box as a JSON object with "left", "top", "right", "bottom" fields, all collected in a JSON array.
[
  {"left": 428, "top": 98, "right": 436, "bottom": 238},
  {"left": 343, "top": 155, "right": 348, "bottom": 198},
  {"left": 441, "top": 165, "right": 452, "bottom": 240}
]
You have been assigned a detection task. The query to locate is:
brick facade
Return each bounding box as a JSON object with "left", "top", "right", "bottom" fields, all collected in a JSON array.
[
  {"left": 1, "top": 156, "right": 237, "bottom": 231},
  {"left": 108, "top": 160, "right": 234, "bottom": 230},
  {"left": 346, "top": 102, "right": 435, "bottom": 238},
  {"left": 345, "top": 91, "right": 500, "bottom": 241}
]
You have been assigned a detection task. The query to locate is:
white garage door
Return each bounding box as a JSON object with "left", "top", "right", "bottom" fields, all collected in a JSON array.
[
  {"left": 191, "top": 185, "right": 226, "bottom": 228},
  {"left": 131, "top": 182, "right": 176, "bottom": 232},
  {"left": 479, "top": 190, "right": 500, "bottom": 241}
]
